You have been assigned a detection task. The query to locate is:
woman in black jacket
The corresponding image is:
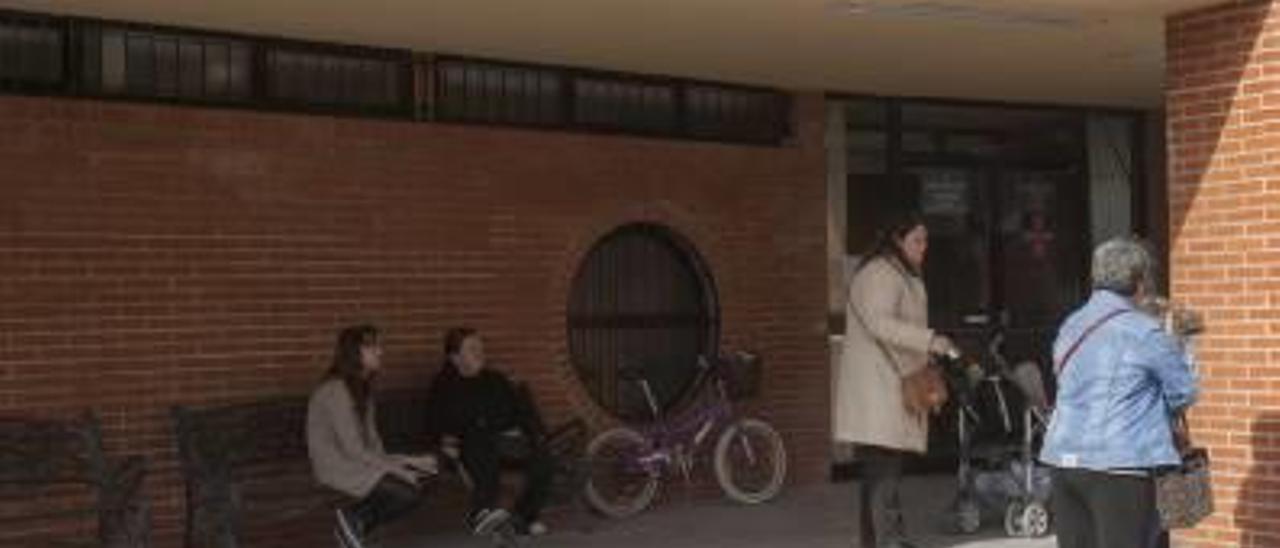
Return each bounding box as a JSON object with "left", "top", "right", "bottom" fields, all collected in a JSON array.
[{"left": 424, "top": 327, "right": 555, "bottom": 537}]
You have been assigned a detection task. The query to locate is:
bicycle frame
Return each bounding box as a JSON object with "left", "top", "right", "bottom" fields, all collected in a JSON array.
[{"left": 622, "top": 356, "right": 736, "bottom": 483}]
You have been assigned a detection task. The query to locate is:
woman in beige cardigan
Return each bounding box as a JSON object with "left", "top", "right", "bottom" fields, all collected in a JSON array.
[
  {"left": 307, "top": 325, "right": 441, "bottom": 548},
  {"left": 836, "top": 212, "right": 957, "bottom": 548}
]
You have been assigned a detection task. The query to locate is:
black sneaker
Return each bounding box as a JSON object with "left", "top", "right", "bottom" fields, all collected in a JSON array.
[
  {"left": 468, "top": 507, "right": 512, "bottom": 536},
  {"left": 334, "top": 507, "right": 365, "bottom": 548}
]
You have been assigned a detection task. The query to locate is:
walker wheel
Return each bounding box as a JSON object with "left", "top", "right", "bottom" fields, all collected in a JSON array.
[
  {"left": 1022, "top": 501, "right": 1051, "bottom": 537},
  {"left": 954, "top": 498, "right": 981, "bottom": 534},
  {"left": 1003, "top": 501, "right": 1026, "bottom": 537}
]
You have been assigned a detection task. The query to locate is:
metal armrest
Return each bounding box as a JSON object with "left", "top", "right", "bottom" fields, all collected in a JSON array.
[{"left": 101, "top": 455, "right": 150, "bottom": 548}]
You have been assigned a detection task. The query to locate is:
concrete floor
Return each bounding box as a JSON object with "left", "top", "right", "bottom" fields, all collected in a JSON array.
[{"left": 384, "top": 474, "right": 1057, "bottom": 548}]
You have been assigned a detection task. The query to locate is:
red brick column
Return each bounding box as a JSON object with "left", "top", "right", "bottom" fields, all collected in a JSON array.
[{"left": 1168, "top": 1, "right": 1280, "bottom": 546}]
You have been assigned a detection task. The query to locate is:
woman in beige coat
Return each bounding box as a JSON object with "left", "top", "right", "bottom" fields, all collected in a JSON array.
[{"left": 836, "top": 212, "right": 957, "bottom": 548}]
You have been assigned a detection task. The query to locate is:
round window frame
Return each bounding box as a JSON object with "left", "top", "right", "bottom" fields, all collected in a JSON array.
[{"left": 565, "top": 222, "right": 721, "bottom": 420}]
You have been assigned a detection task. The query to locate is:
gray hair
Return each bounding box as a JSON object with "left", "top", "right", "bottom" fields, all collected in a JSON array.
[{"left": 1091, "top": 237, "right": 1155, "bottom": 296}]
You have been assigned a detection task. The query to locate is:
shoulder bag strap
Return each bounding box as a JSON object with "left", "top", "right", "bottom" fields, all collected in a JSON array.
[
  {"left": 847, "top": 262, "right": 918, "bottom": 376},
  {"left": 849, "top": 303, "right": 910, "bottom": 376},
  {"left": 1053, "top": 308, "right": 1129, "bottom": 376}
]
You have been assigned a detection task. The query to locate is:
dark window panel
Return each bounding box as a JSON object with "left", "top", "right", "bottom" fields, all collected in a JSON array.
[
  {"left": 263, "top": 46, "right": 407, "bottom": 114},
  {"left": 0, "top": 16, "right": 64, "bottom": 90},
  {"left": 178, "top": 41, "right": 202, "bottom": 97},
  {"left": 433, "top": 58, "right": 563, "bottom": 127},
  {"left": 203, "top": 42, "right": 229, "bottom": 97},
  {"left": 82, "top": 23, "right": 252, "bottom": 102},
  {"left": 572, "top": 76, "right": 675, "bottom": 134},
  {"left": 153, "top": 37, "right": 177, "bottom": 96},
  {"left": 0, "top": 10, "right": 787, "bottom": 142},
  {"left": 124, "top": 32, "right": 154, "bottom": 95}
]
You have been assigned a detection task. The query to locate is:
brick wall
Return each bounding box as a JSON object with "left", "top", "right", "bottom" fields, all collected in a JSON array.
[
  {"left": 1168, "top": 1, "right": 1280, "bottom": 546},
  {"left": 0, "top": 94, "right": 830, "bottom": 545}
]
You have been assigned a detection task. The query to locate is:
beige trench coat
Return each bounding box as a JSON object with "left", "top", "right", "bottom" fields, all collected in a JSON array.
[
  {"left": 834, "top": 256, "right": 935, "bottom": 454},
  {"left": 307, "top": 379, "right": 399, "bottom": 497}
]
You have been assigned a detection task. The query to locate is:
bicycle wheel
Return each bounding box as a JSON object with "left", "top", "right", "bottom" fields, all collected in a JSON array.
[
  {"left": 714, "top": 418, "right": 787, "bottom": 504},
  {"left": 583, "top": 426, "right": 659, "bottom": 518}
]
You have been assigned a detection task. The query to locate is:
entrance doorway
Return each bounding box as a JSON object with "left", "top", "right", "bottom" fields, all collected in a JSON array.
[
  {"left": 838, "top": 98, "right": 1145, "bottom": 460},
  {"left": 898, "top": 103, "right": 1088, "bottom": 362}
]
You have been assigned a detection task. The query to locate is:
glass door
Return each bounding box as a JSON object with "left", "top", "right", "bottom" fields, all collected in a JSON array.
[
  {"left": 894, "top": 102, "right": 1089, "bottom": 365},
  {"left": 995, "top": 168, "right": 1088, "bottom": 363},
  {"left": 843, "top": 100, "right": 1105, "bottom": 460},
  {"left": 913, "top": 166, "right": 993, "bottom": 339}
]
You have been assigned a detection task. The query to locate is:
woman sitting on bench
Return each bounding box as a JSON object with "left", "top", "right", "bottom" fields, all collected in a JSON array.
[
  {"left": 424, "top": 327, "right": 557, "bottom": 537},
  {"left": 307, "top": 324, "right": 440, "bottom": 548}
]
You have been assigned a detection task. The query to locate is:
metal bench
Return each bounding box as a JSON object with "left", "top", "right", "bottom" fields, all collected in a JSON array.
[
  {"left": 171, "top": 386, "right": 590, "bottom": 548},
  {"left": 172, "top": 393, "right": 364, "bottom": 548},
  {"left": 0, "top": 411, "right": 150, "bottom": 547}
]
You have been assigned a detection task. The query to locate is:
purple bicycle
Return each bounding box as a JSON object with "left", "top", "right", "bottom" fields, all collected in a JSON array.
[{"left": 583, "top": 351, "right": 787, "bottom": 518}]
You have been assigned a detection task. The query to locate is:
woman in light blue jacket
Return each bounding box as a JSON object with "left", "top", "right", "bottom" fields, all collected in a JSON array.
[{"left": 1040, "top": 237, "right": 1198, "bottom": 548}]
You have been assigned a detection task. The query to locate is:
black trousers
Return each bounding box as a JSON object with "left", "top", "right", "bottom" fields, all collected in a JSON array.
[
  {"left": 347, "top": 475, "right": 425, "bottom": 536},
  {"left": 1051, "top": 467, "right": 1162, "bottom": 548},
  {"left": 461, "top": 432, "right": 556, "bottom": 522},
  {"left": 857, "top": 445, "right": 908, "bottom": 547}
]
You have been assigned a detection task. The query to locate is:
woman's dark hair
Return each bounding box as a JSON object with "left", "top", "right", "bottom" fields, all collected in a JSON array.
[
  {"left": 326, "top": 324, "right": 380, "bottom": 421},
  {"left": 856, "top": 210, "right": 927, "bottom": 277},
  {"left": 443, "top": 326, "right": 478, "bottom": 365}
]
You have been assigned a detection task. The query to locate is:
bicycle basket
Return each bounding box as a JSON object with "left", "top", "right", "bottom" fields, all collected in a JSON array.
[{"left": 720, "top": 351, "right": 762, "bottom": 400}]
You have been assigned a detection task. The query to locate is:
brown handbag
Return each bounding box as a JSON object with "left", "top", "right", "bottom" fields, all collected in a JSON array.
[
  {"left": 900, "top": 363, "right": 948, "bottom": 415},
  {"left": 846, "top": 263, "right": 947, "bottom": 415},
  {"left": 849, "top": 306, "right": 947, "bottom": 415}
]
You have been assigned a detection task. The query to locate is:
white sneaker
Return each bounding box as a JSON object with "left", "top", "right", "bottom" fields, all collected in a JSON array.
[{"left": 524, "top": 520, "right": 548, "bottom": 536}]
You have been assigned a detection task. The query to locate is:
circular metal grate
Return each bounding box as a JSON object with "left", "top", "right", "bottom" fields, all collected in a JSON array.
[{"left": 567, "top": 224, "right": 719, "bottom": 420}]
